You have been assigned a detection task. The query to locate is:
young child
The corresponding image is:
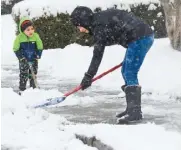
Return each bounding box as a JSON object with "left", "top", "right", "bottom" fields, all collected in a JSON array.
[{"left": 13, "top": 17, "right": 43, "bottom": 94}]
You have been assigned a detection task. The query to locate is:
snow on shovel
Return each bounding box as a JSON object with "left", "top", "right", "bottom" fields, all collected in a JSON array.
[{"left": 34, "top": 63, "right": 122, "bottom": 108}]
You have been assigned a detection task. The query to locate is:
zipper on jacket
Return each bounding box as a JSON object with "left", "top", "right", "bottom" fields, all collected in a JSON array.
[{"left": 27, "top": 36, "right": 30, "bottom": 52}]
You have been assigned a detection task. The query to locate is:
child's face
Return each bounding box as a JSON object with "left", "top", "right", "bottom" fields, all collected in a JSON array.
[
  {"left": 77, "top": 26, "right": 89, "bottom": 33},
  {"left": 24, "top": 26, "right": 35, "bottom": 37}
]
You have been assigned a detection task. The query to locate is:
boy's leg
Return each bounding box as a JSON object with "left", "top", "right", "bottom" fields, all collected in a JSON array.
[
  {"left": 118, "top": 35, "right": 154, "bottom": 123},
  {"left": 19, "top": 60, "right": 29, "bottom": 91},
  {"left": 29, "top": 60, "right": 38, "bottom": 88}
]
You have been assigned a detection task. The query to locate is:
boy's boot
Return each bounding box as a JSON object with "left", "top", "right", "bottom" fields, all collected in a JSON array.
[
  {"left": 29, "top": 76, "right": 36, "bottom": 89},
  {"left": 19, "top": 81, "right": 27, "bottom": 95},
  {"left": 19, "top": 60, "right": 28, "bottom": 95}
]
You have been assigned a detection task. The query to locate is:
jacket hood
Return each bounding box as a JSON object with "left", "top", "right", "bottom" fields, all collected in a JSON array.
[{"left": 70, "top": 6, "right": 93, "bottom": 30}]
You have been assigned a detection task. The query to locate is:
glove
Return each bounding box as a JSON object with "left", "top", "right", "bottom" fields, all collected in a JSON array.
[
  {"left": 80, "top": 72, "right": 93, "bottom": 90},
  {"left": 36, "top": 50, "right": 42, "bottom": 59},
  {"left": 34, "top": 57, "right": 39, "bottom": 61},
  {"left": 35, "top": 55, "right": 40, "bottom": 60},
  {"left": 19, "top": 57, "right": 27, "bottom": 63}
]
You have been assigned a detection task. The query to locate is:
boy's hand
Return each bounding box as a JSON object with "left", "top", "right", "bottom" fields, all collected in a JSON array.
[
  {"left": 36, "top": 50, "right": 42, "bottom": 59},
  {"left": 36, "top": 55, "right": 40, "bottom": 59},
  {"left": 19, "top": 57, "right": 27, "bottom": 63},
  {"left": 34, "top": 54, "right": 41, "bottom": 61}
]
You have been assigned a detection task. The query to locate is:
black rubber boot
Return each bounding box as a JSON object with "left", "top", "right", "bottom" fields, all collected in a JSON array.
[
  {"left": 19, "top": 59, "right": 29, "bottom": 94},
  {"left": 116, "top": 85, "right": 127, "bottom": 118},
  {"left": 18, "top": 87, "right": 26, "bottom": 95},
  {"left": 121, "top": 85, "right": 126, "bottom": 92},
  {"left": 116, "top": 109, "right": 128, "bottom": 118},
  {"left": 117, "top": 86, "right": 142, "bottom": 124},
  {"left": 19, "top": 79, "right": 27, "bottom": 95},
  {"left": 29, "top": 78, "right": 36, "bottom": 89},
  {"left": 19, "top": 84, "right": 27, "bottom": 95}
]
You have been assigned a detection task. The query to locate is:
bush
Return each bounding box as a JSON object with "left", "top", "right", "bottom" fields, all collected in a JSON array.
[
  {"left": 1, "top": 0, "right": 23, "bottom": 15},
  {"left": 12, "top": 2, "right": 166, "bottom": 49},
  {"left": 130, "top": 3, "right": 166, "bottom": 38}
]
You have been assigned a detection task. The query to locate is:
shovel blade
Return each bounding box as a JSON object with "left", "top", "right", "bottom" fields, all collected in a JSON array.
[{"left": 34, "top": 96, "right": 66, "bottom": 108}]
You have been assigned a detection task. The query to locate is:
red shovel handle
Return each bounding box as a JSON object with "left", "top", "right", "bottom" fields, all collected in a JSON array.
[{"left": 64, "top": 63, "right": 122, "bottom": 97}]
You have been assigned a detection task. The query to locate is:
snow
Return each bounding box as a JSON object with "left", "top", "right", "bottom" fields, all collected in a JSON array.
[
  {"left": 148, "top": 3, "right": 157, "bottom": 10},
  {"left": 2, "top": 13, "right": 181, "bottom": 103},
  {"left": 1, "top": 89, "right": 94, "bottom": 150},
  {"left": 35, "top": 40, "right": 181, "bottom": 98},
  {"left": 12, "top": 0, "right": 160, "bottom": 19},
  {"left": 66, "top": 124, "right": 181, "bottom": 150},
  {"left": 2, "top": 14, "right": 181, "bottom": 150},
  {"left": 1, "top": 15, "right": 17, "bottom": 65},
  {"left": 157, "top": 12, "right": 162, "bottom": 17},
  {"left": 1, "top": 89, "right": 181, "bottom": 150},
  {"left": 2, "top": 87, "right": 181, "bottom": 150}
]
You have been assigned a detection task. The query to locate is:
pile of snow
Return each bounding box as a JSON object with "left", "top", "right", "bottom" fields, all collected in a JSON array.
[
  {"left": 67, "top": 124, "right": 181, "bottom": 150},
  {"left": 12, "top": 0, "right": 160, "bottom": 19},
  {"left": 1, "top": 15, "right": 17, "bottom": 65},
  {"left": 2, "top": 88, "right": 181, "bottom": 150},
  {"left": 1, "top": 88, "right": 96, "bottom": 150}
]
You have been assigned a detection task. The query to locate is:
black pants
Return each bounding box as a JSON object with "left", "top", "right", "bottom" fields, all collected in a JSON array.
[{"left": 19, "top": 60, "right": 38, "bottom": 91}]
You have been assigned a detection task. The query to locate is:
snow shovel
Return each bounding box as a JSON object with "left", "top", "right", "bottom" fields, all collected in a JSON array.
[
  {"left": 28, "top": 62, "right": 39, "bottom": 89},
  {"left": 34, "top": 63, "right": 122, "bottom": 108}
]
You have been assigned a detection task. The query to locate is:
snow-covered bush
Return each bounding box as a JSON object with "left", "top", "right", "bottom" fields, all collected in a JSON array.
[
  {"left": 12, "top": 0, "right": 166, "bottom": 49},
  {"left": 1, "top": 0, "right": 23, "bottom": 15}
]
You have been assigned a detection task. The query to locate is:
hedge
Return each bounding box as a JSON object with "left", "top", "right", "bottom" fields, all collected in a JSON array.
[
  {"left": 1, "top": 0, "right": 23, "bottom": 15},
  {"left": 12, "top": 2, "right": 167, "bottom": 49}
]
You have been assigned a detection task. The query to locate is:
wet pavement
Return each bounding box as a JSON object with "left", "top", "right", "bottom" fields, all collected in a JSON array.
[{"left": 2, "top": 65, "right": 181, "bottom": 133}]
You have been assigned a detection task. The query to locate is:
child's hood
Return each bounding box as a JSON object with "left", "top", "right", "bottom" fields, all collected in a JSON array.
[{"left": 19, "top": 17, "right": 32, "bottom": 33}]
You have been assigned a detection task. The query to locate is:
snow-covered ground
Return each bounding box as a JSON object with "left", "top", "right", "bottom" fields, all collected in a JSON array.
[{"left": 1, "top": 14, "right": 181, "bottom": 150}]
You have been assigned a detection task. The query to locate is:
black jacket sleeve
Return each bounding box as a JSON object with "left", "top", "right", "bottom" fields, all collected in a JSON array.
[
  {"left": 87, "top": 43, "right": 105, "bottom": 77},
  {"left": 86, "top": 27, "right": 106, "bottom": 77}
]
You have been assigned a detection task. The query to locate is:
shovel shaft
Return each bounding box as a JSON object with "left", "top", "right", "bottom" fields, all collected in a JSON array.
[
  {"left": 34, "top": 63, "right": 122, "bottom": 108},
  {"left": 64, "top": 63, "right": 122, "bottom": 97}
]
